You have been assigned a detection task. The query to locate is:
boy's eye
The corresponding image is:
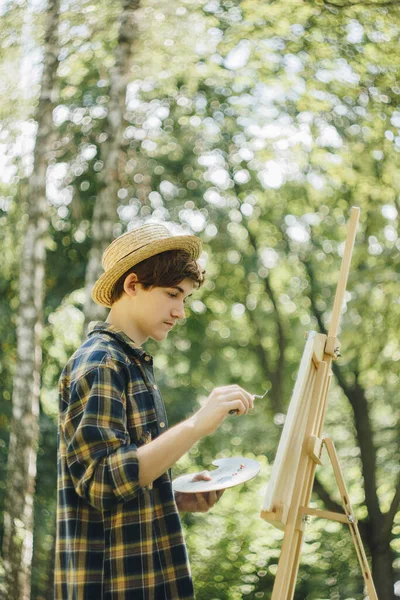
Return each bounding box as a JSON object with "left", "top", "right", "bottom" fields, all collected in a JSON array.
[{"left": 167, "top": 292, "right": 189, "bottom": 305}]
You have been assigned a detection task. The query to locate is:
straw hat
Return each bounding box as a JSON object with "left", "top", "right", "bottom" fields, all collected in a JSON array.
[{"left": 91, "top": 223, "right": 202, "bottom": 307}]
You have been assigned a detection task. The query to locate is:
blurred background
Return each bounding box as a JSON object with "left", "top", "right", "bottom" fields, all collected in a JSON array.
[{"left": 1, "top": 0, "right": 400, "bottom": 598}]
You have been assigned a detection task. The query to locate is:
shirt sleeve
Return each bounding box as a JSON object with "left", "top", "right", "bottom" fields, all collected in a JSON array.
[{"left": 61, "top": 361, "right": 142, "bottom": 510}]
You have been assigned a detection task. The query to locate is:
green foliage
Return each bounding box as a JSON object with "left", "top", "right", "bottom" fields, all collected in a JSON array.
[{"left": 1, "top": 0, "right": 400, "bottom": 597}]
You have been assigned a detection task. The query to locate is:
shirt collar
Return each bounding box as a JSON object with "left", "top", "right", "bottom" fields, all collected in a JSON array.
[{"left": 87, "top": 321, "right": 153, "bottom": 364}]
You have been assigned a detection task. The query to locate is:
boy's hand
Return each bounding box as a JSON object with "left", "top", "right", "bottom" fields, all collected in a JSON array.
[
  {"left": 192, "top": 385, "right": 254, "bottom": 437},
  {"left": 174, "top": 471, "right": 225, "bottom": 513}
]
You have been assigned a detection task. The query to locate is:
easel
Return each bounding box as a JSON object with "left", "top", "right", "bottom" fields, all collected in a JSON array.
[{"left": 260, "top": 207, "right": 378, "bottom": 599}]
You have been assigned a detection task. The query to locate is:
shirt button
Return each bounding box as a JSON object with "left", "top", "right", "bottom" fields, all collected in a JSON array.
[
  {"left": 153, "top": 384, "right": 158, "bottom": 390},
  {"left": 160, "top": 422, "right": 165, "bottom": 428},
  {"left": 144, "top": 356, "right": 151, "bottom": 362}
]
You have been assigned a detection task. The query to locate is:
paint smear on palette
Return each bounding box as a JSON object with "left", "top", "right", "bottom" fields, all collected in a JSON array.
[
  {"left": 216, "top": 475, "right": 231, "bottom": 484},
  {"left": 172, "top": 457, "right": 261, "bottom": 494}
]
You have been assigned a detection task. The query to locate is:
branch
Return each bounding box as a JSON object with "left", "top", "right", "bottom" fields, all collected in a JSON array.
[
  {"left": 323, "top": 0, "right": 400, "bottom": 7},
  {"left": 303, "top": 259, "right": 327, "bottom": 334},
  {"left": 382, "top": 475, "right": 400, "bottom": 540},
  {"left": 331, "top": 366, "right": 381, "bottom": 518},
  {"left": 245, "top": 309, "right": 283, "bottom": 413},
  {"left": 246, "top": 227, "right": 286, "bottom": 413}
]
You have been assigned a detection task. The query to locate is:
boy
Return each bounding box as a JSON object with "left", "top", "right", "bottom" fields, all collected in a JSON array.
[{"left": 55, "top": 223, "right": 254, "bottom": 599}]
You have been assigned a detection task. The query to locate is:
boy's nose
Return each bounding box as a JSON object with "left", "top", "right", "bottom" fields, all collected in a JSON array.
[{"left": 171, "top": 303, "right": 185, "bottom": 320}]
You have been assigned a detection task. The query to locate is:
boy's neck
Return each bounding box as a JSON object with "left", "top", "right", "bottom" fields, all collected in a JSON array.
[{"left": 106, "top": 307, "right": 145, "bottom": 347}]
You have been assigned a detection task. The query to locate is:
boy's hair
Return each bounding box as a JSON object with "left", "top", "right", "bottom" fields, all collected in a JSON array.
[{"left": 110, "top": 249, "right": 205, "bottom": 305}]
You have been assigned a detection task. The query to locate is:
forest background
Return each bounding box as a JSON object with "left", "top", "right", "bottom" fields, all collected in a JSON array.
[{"left": 0, "top": 0, "right": 400, "bottom": 598}]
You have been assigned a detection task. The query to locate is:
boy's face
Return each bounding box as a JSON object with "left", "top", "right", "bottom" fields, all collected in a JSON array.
[{"left": 126, "top": 277, "right": 195, "bottom": 343}]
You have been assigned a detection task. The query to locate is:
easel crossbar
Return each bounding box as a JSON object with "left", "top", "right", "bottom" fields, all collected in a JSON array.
[{"left": 300, "top": 506, "right": 349, "bottom": 524}]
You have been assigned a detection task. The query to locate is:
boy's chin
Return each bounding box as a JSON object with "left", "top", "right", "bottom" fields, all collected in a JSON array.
[{"left": 150, "top": 330, "right": 169, "bottom": 342}]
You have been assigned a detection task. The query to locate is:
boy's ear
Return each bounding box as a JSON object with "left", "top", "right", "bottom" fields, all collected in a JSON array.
[{"left": 123, "top": 273, "right": 139, "bottom": 297}]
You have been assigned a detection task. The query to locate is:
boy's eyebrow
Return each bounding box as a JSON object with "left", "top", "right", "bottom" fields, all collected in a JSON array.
[{"left": 172, "top": 286, "right": 193, "bottom": 297}]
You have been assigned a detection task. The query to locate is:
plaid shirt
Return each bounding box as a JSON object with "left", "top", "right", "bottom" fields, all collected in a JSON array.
[{"left": 55, "top": 321, "right": 194, "bottom": 600}]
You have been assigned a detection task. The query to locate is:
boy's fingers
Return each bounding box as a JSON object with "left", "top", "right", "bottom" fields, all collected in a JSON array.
[
  {"left": 191, "top": 470, "right": 211, "bottom": 482},
  {"left": 226, "top": 399, "right": 247, "bottom": 415},
  {"left": 236, "top": 385, "right": 254, "bottom": 407},
  {"left": 223, "top": 392, "right": 250, "bottom": 412},
  {"left": 236, "top": 389, "right": 252, "bottom": 410},
  {"left": 208, "top": 490, "right": 218, "bottom": 506},
  {"left": 223, "top": 385, "right": 254, "bottom": 409},
  {"left": 195, "top": 493, "right": 210, "bottom": 512}
]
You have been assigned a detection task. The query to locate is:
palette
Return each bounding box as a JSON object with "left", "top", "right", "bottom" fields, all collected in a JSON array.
[{"left": 172, "top": 457, "right": 261, "bottom": 493}]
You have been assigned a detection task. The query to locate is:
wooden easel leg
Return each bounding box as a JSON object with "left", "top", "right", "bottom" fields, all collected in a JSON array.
[
  {"left": 269, "top": 516, "right": 305, "bottom": 599},
  {"left": 271, "top": 435, "right": 379, "bottom": 599},
  {"left": 270, "top": 362, "right": 332, "bottom": 599},
  {"left": 270, "top": 363, "right": 330, "bottom": 600},
  {"left": 323, "top": 437, "right": 378, "bottom": 600}
]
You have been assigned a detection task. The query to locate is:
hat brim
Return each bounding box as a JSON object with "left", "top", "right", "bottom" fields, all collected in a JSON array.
[{"left": 91, "top": 235, "right": 202, "bottom": 308}]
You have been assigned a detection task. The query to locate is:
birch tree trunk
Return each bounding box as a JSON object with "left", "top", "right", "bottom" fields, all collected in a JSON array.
[
  {"left": 83, "top": 0, "right": 140, "bottom": 332},
  {"left": 1, "top": 1, "right": 60, "bottom": 598}
]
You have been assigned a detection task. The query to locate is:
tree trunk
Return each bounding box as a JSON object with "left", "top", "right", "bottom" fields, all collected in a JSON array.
[
  {"left": 1, "top": 1, "right": 60, "bottom": 598},
  {"left": 370, "top": 539, "right": 395, "bottom": 599},
  {"left": 83, "top": 0, "right": 140, "bottom": 332},
  {"left": 332, "top": 369, "right": 396, "bottom": 595}
]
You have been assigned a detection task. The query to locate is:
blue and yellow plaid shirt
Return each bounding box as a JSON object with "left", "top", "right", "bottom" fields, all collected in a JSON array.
[{"left": 55, "top": 321, "right": 194, "bottom": 599}]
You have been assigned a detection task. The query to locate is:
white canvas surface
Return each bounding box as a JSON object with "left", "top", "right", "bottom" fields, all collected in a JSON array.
[{"left": 263, "top": 331, "right": 319, "bottom": 513}]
